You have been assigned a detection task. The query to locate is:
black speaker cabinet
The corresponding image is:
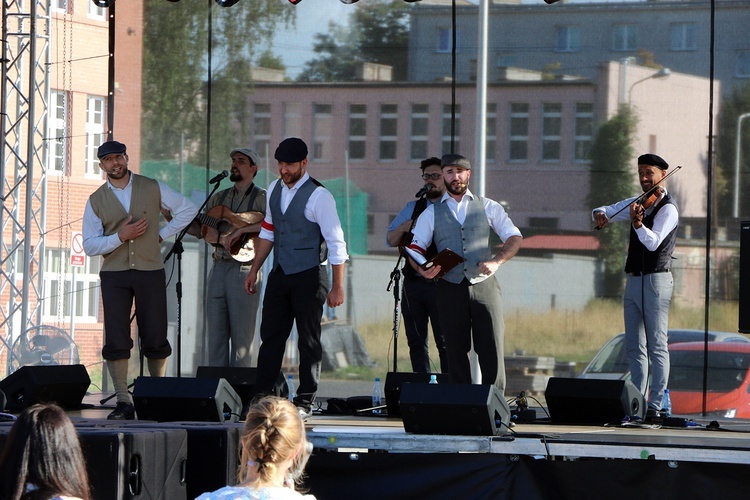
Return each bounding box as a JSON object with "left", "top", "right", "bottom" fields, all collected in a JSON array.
[
  {"left": 399, "top": 383, "right": 510, "bottom": 436},
  {"left": 740, "top": 221, "right": 750, "bottom": 333},
  {"left": 133, "top": 376, "right": 242, "bottom": 423},
  {"left": 545, "top": 377, "right": 646, "bottom": 424},
  {"left": 195, "top": 366, "right": 288, "bottom": 407},
  {"left": 0, "top": 364, "right": 90, "bottom": 411},
  {"left": 384, "top": 372, "right": 450, "bottom": 417}
]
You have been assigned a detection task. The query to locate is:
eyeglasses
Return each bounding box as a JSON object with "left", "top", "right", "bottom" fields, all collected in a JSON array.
[{"left": 421, "top": 173, "right": 442, "bottom": 181}]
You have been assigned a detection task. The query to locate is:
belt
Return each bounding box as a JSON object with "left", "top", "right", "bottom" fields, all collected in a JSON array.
[{"left": 628, "top": 269, "right": 669, "bottom": 277}]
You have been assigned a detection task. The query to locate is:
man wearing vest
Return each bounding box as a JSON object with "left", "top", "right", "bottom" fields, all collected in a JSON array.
[
  {"left": 82, "top": 140, "right": 198, "bottom": 420},
  {"left": 386, "top": 157, "right": 449, "bottom": 373},
  {"left": 592, "top": 153, "right": 678, "bottom": 418},
  {"left": 244, "top": 137, "right": 348, "bottom": 419},
  {"left": 409, "top": 154, "right": 523, "bottom": 391},
  {"left": 187, "top": 147, "right": 266, "bottom": 367}
]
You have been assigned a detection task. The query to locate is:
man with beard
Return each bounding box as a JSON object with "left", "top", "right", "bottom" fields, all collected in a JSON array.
[
  {"left": 187, "top": 147, "right": 266, "bottom": 367},
  {"left": 244, "top": 137, "right": 348, "bottom": 419},
  {"left": 408, "top": 154, "right": 522, "bottom": 392},
  {"left": 83, "top": 140, "right": 198, "bottom": 419},
  {"left": 386, "top": 157, "right": 449, "bottom": 373},
  {"left": 592, "top": 153, "right": 678, "bottom": 418}
]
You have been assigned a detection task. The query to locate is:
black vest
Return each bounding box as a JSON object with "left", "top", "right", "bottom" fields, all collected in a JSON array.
[{"left": 624, "top": 194, "right": 678, "bottom": 274}]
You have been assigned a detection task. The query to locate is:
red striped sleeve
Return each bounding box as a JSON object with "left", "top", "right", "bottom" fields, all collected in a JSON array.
[
  {"left": 408, "top": 243, "right": 425, "bottom": 255},
  {"left": 261, "top": 220, "right": 274, "bottom": 232}
]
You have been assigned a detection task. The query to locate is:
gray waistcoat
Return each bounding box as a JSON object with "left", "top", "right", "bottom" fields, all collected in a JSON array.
[
  {"left": 269, "top": 178, "right": 323, "bottom": 275},
  {"left": 433, "top": 196, "right": 491, "bottom": 284}
]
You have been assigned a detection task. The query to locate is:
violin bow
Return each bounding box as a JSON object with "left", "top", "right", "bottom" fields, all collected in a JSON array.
[{"left": 595, "top": 165, "right": 682, "bottom": 230}]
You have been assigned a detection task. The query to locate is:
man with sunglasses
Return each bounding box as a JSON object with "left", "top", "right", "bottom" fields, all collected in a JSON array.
[{"left": 386, "top": 157, "right": 449, "bottom": 373}]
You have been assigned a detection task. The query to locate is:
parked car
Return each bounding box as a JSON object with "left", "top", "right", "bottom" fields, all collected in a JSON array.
[
  {"left": 579, "top": 329, "right": 750, "bottom": 380},
  {"left": 668, "top": 342, "right": 750, "bottom": 419}
]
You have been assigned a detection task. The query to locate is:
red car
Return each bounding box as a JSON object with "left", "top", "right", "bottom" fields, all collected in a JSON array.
[{"left": 668, "top": 342, "right": 750, "bottom": 419}]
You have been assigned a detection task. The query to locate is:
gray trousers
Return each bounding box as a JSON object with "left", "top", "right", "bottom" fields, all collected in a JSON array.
[{"left": 206, "top": 260, "right": 262, "bottom": 367}]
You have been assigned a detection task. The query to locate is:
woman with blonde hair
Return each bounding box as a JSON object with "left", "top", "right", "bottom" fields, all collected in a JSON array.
[
  {"left": 197, "top": 396, "right": 314, "bottom": 500},
  {"left": 0, "top": 404, "right": 91, "bottom": 500}
]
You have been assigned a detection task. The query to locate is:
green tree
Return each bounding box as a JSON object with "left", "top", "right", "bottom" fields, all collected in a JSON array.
[
  {"left": 297, "top": 0, "right": 409, "bottom": 82},
  {"left": 715, "top": 81, "right": 750, "bottom": 223},
  {"left": 142, "top": 0, "right": 292, "bottom": 168},
  {"left": 587, "top": 106, "right": 639, "bottom": 299}
]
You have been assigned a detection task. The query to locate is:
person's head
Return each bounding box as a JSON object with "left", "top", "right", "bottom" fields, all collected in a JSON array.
[
  {"left": 274, "top": 138, "right": 308, "bottom": 188},
  {"left": 420, "top": 157, "right": 445, "bottom": 201},
  {"left": 441, "top": 154, "right": 471, "bottom": 197},
  {"left": 0, "top": 404, "right": 91, "bottom": 500},
  {"left": 238, "top": 396, "right": 310, "bottom": 488},
  {"left": 97, "top": 140, "right": 129, "bottom": 181},
  {"left": 229, "top": 147, "right": 261, "bottom": 184},
  {"left": 637, "top": 153, "right": 669, "bottom": 193}
]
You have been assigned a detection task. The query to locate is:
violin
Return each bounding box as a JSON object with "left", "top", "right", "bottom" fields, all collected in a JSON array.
[{"left": 636, "top": 186, "right": 665, "bottom": 210}]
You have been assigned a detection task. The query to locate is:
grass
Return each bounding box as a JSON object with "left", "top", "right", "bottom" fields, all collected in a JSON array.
[{"left": 326, "top": 299, "right": 741, "bottom": 381}]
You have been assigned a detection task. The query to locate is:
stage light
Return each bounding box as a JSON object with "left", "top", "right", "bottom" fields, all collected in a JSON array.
[
  {"left": 92, "top": 0, "right": 111, "bottom": 7},
  {"left": 288, "top": 0, "right": 302, "bottom": 5},
  {"left": 340, "top": 0, "right": 360, "bottom": 4},
  {"left": 216, "top": 0, "right": 241, "bottom": 5},
  {"left": 544, "top": 0, "right": 562, "bottom": 3},
  {"left": 403, "top": 0, "right": 422, "bottom": 3}
]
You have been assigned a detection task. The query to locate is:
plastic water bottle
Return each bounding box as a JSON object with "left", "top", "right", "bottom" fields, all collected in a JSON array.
[
  {"left": 662, "top": 389, "right": 672, "bottom": 416},
  {"left": 429, "top": 374, "right": 438, "bottom": 384},
  {"left": 372, "top": 377, "right": 383, "bottom": 414},
  {"left": 287, "top": 375, "right": 296, "bottom": 402}
]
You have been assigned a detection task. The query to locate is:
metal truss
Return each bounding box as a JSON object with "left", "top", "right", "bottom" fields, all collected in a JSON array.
[{"left": 1, "top": 0, "right": 50, "bottom": 374}]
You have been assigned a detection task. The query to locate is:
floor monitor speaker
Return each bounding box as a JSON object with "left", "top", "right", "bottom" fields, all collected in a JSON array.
[
  {"left": 0, "top": 364, "right": 90, "bottom": 411},
  {"left": 133, "top": 376, "right": 242, "bottom": 422},
  {"left": 384, "top": 372, "right": 450, "bottom": 417},
  {"left": 399, "top": 383, "right": 510, "bottom": 435},
  {"left": 545, "top": 377, "right": 646, "bottom": 424},
  {"left": 195, "top": 366, "right": 288, "bottom": 407}
]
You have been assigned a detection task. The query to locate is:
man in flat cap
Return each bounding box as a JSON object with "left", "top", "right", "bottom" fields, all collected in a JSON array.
[
  {"left": 186, "top": 147, "right": 266, "bottom": 368},
  {"left": 386, "top": 156, "right": 449, "bottom": 373},
  {"left": 409, "top": 154, "right": 523, "bottom": 391},
  {"left": 592, "top": 153, "right": 678, "bottom": 418},
  {"left": 82, "top": 140, "right": 198, "bottom": 420},
  {"left": 244, "top": 137, "right": 348, "bottom": 419}
]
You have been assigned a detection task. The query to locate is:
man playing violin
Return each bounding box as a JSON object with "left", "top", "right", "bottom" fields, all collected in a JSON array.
[
  {"left": 187, "top": 147, "right": 266, "bottom": 367},
  {"left": 592, "top": 153, "right": 678, "bottom": 418},
  {"left": 386, "top": 157, "right": 449, "bottom": 373}
]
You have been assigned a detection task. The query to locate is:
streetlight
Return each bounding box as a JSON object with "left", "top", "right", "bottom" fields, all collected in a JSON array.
[
  {"left": 734, "top": 113, "right": 750, "bottom": 219},
  {"left": 628, "top": 67, "right": 671, "bottom": 104}
]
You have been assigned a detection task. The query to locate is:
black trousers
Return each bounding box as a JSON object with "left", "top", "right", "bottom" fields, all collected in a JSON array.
[
  {"left": 254, "top": 265, "right": 328, "bottom": 403},
  {"left": 402, "top": 276, "right": 448, "bottom": 373},
  {"left": 100, "top": 269, "right": 171, "bottom": 361},
  {"left": 435, "top": 277, "right": 505, "bottom": 392}
]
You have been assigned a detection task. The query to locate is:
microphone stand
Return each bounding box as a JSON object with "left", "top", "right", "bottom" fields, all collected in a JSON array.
[{"left": 164, "top": 178, "right": 224, "bottom": 377}]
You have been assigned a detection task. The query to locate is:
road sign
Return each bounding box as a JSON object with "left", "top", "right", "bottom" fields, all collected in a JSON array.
[{"left": 71, "top": 231, "right": 86, "bottom": 267}]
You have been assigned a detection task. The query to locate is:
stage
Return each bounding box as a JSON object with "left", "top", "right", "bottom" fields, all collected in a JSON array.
[{"left": 2, "top": 398, "right": 750, "bottom": 500}]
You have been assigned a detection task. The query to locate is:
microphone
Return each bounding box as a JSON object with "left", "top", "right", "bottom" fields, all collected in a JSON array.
[
  {"left": 415, "top": 185, "right": 430, "bottom": 198},
  {"left": 209, "top": 170, "right": 229, "bottom": 184}
]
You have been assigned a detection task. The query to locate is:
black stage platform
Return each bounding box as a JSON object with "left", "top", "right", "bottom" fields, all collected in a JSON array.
[{"left": 2, "top": 398, "right": 750, "bottom": 500}]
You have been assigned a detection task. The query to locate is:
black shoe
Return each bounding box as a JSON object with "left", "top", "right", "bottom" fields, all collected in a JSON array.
[
  {"left": 293, "top": 398, "right": 313, "bottom": 421},
  {"left": 107, "top": 402, "right": 135, "bottom": 420},
  {"left": 645, "top": 406, "right": 662, "bottom": 421}
]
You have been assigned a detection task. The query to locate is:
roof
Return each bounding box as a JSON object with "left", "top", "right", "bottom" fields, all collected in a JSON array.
[{"left": 521, "top": 234, "right": 600, "bottom": 252}]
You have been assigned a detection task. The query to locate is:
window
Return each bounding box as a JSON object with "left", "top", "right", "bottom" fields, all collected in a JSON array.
[
  {"left": 574, "top": 102, "right": 594, "bottom": 162},
  {"left": 410, "top": 104, "right": 429, "bottom": 161},
  {"left": 509, "top": 103, "right": 529, "bottom": 162},
  {"left": 556, "top": 26, "right": 580, "bottom": 52},
  {"left": 612, "top": 25, "right": 637, "bottom": 52},
  {"left": 48, "top": 91, "right": 68, "bottom": 174},
  {"left": 542, "top": 103, "right": 562, "bottom": 161},
  {"left": 671, "top": 23, "right": 696, "bottom": 51},
  {"left": 88, "top": 1, "right": 106, "bottom": 20},
  {"left": 736, "top": 51, "right": 750, "bottom": 78},
  {"left": 437, "top": 28, "right": 460, "bottom": 53},
  {"left": 283, "top": 102, "right": 303, "bottom": 139},
  {"left": 51, "top": 0, "right": 68, "bottom": 13},
  {"left": 485, "top": 103, "right": 497, "bottom": 163},
  {"left": 348, "top": 104, "right": 367, "bottom": 160},
  {"left": 441, "top": 103, "right": 460, "bottom": 156},
  {"left": 42, "top": 248, "right": 100, "bottom": 322},
  {"left": 252, "top": 103, "right": 271, "bottom": 158},
  {"left": 379, "top": 104, "right": 398, "bottom": 161},
  {"left": 85, "top": 96, "right": 105, "bottom": 176},
  {"left": 312, "top": 104, "right": 332, "bottom": 162}
]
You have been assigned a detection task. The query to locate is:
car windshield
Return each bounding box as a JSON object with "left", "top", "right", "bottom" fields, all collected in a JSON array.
[
  {"left": 669, "top": 351, "right": 750, "bottom": 392},
  {"left": 585, "top": 336, "right": 629, "bottom": 374}
]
